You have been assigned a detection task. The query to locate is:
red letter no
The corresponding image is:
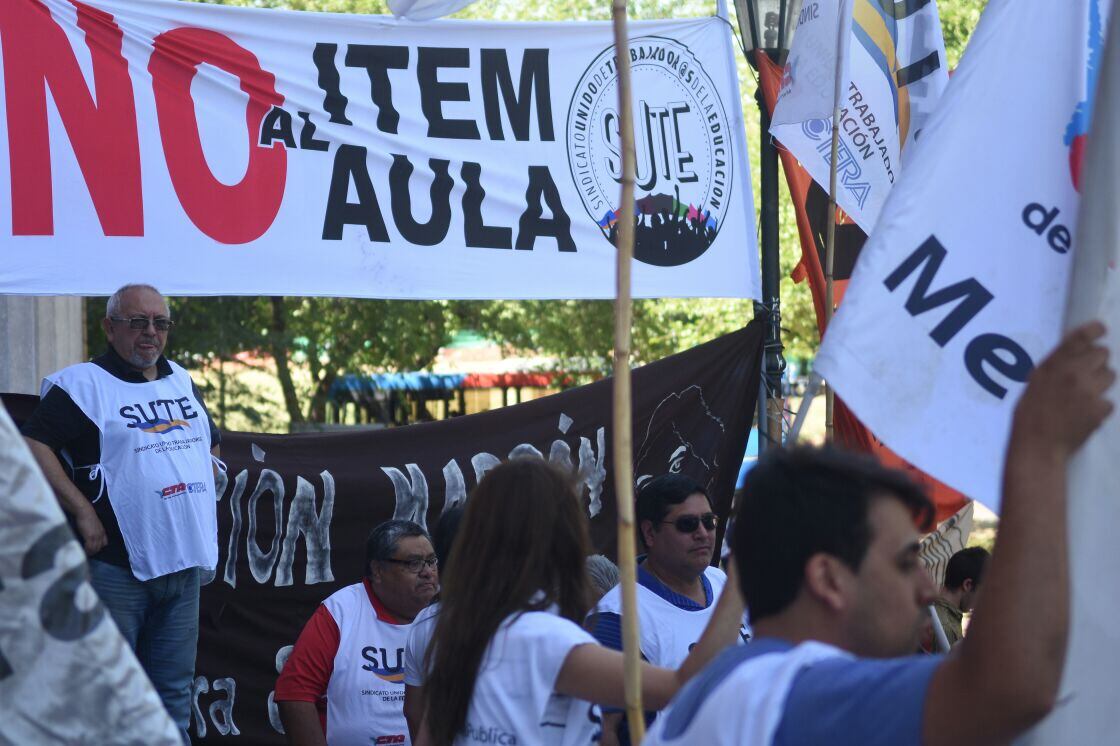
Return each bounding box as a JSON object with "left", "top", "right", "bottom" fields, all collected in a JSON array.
[
  {"left": 0, "top": 0, "right": 142, "bottom": 235},
  {"left": 149, "top": 28, "right": 286, "bottom": 244}
]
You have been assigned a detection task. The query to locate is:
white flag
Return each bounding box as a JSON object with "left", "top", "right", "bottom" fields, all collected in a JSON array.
[
  {"left": 1021, "top": 0, "right": 1120, "bottom": 742},
  {"left": 387, "top": 0, "right": 476, "bottom": 21},
  {"left": 771, "top": 0, "right": 949, "bottom": 230},
  {"left": 771, "top": 0, "right": 855, "bottom": 125},
  {"left": 0, "top": 404, "right": 181, "bottom": 744},
  {"left": 814, "top": 0, "right": 1108, "bottom": 510}
]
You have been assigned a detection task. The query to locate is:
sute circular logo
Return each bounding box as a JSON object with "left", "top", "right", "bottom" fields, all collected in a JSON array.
[{"left": 566, "top": 36, "right": 733, "bottom": 267}]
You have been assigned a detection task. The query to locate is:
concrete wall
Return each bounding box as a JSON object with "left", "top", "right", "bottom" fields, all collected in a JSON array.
[{"left": 0, "top": 296, "right": 85, "bottom": 395}]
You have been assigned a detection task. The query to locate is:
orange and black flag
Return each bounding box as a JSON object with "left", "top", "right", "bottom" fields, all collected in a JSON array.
[{"left": 757, "top": 51, "right": 967, "bottom": 523}]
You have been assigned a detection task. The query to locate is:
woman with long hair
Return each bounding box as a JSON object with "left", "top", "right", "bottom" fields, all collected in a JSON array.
[{"left": 420, "top": 457, "right": 743, "bottom": 746}]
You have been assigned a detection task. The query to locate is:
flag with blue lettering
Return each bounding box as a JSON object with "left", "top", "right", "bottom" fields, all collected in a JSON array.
[
  {"left": 815, "top": 0, "right": 1110, "bottom": 509},
  {"left": 770, "top": 0, "right": 949, "bottom": 231}
]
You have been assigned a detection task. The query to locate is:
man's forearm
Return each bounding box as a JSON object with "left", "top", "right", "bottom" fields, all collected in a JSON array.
[
  {"left": 277, "top": 700, "right": 326, "bottom": 746},
  {"left": 965, "top": 432, "right": 1070, "bottom": 716},
  {"left": 24, "top": 437, "right": 94, "bottom": 518}
]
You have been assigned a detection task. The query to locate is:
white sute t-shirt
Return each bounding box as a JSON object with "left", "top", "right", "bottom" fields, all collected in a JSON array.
[
  {"left": 322, "top": 582, "right": 412, "bottom": 746},
  {"left": 403, "top": 601, "right": 439, "bottom": 687},
  {"left": 455, "top": 610, "right": 601, "bottom": 746}
]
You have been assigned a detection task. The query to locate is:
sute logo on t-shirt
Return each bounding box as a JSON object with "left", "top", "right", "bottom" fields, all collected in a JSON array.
[
  {"left": 361, "top": 646, "right": 405, "bottom": 683},
  {"left": 119, "top": 397, "right": 200, "bottom": 435},
  {"left": 373, "top": 736, "right": 406, "bottom": 745}
]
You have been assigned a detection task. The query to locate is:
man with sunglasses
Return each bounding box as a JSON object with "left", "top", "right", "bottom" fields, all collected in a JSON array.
[
  {"left": 590, "top": 473, "right": 733, "bottom": 745},
  {"left": 276, "top": 519, "right": 439, "bottom": 746},
  {"left": 21, "top": 283, "right": 220, "bottom": 742}
]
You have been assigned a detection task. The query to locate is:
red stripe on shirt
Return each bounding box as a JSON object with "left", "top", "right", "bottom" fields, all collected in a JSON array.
[{"left": 275, "top": 603, "right": 339, "bottom": 731}]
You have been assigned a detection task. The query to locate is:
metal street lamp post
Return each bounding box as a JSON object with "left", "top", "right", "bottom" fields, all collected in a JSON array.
[{"left": 734, "top": 0, "right": 800, "bottom": 454}]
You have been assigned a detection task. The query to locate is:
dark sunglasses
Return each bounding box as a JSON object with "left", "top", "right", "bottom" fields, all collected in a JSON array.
[
  {"left": 662, "top": 512, "right": 718, "bottom": 533},
  {"left": 111, "top": 315, "right": 175, "bottom": 331}
]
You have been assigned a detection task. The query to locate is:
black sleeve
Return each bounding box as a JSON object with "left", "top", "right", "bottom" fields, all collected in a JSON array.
[
  {"left": 191, "top": 380, "right": 223, "bottom": 447},
  {"left": 20, "top": 386, "right": 95, "bottom": 451}
]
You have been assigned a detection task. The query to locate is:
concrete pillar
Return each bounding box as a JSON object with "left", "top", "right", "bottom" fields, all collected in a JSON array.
[{"left": 0, "top": 296, "right": 85, "bottom": 395}]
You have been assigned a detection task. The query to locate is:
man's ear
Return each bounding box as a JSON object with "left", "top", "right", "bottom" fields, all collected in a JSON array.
[
  {"left": 803, "top": 553, "right": 851, "bottom": 613},
  {"left": 962, "top": 578, "right": 974, "bottom": 594},
  {"left": 101, "top": 317, "right": 113, "bottom": 338},
  {"left": 640, "top": 520, "right": 657, "bottom": 549},
  {"left": 368, "top": 562, "right": 381, "bottom": 585}
]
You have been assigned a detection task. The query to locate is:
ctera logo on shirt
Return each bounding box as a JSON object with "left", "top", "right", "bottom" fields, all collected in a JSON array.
[
  {"left": 361, "top": 646, "right": 405, "bottom": 683},
  {"left": 119, "top": 398, "right": 200, "bottom": 435},
  {"left": 155, "top": 481, "right": 206, "bottom": 500}
]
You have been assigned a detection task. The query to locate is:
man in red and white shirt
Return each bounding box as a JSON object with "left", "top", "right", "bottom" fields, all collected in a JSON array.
[{"left": 276, "top": 520, "right": 439, "bottom": 746}]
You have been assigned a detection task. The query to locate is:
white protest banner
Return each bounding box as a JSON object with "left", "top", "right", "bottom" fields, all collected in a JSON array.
[
  {"left": 771, "top": 0, "right": 948, "bottom": 231},
  {"left": 815, "top": 0, "right": 1108, "bottom": 509},
  {"left": 0, "top": 403, "right": 180, "bottom": 744},
  {"left": 1022, "top": 0, "right": 1119, "bottom": 741},
  {"left": 0, "top": 0, "right": 757, "bottom": 300}
]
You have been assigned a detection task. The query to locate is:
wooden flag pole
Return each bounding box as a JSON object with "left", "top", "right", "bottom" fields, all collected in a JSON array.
[
  {"left": 824, "top": 105, "right": 839, "bottom": 444},
  {"left": 824, "top": 0, "right": 852, "bottom": 444},
  {"left": 610, "top": 0, "right": 645, "bottom": 740}
]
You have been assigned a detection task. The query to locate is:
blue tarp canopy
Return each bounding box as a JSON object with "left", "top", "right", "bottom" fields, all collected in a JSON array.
[{"left": 330, "top": 373, "right": 466, "bottom": 401}]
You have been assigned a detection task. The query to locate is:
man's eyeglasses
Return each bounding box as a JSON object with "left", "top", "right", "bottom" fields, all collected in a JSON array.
[
  {"left": 662, "top": 512, "right": 718, "bottom": 533},
  {"left": 110, "top": 316, "right": 175, "bottom": 332},
  {"left": 382, "top": 555, "right": 438, "bottom": 574}
]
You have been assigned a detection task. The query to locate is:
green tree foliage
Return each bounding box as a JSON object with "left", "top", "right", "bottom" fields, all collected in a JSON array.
[
  {"left": 266, "top": 297, "right": 459, "bottom": 422},
  {"left": 154, "top": 0, "right": 986, "bottom": 428},
  {"left": 940, "top": 0, "right": 989, "bottom": 67}
]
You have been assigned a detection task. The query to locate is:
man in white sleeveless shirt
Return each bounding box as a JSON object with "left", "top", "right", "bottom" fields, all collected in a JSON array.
[
  {"left": 645, "top": 323, "right": 1114, "bottom": 746},
  {"left": 590, "top": 474, "right": 737, "bottom": 745},
  {"left": 22, "top": 284, "right": 221, "bottom": 743},
  {"left": 276, "top": 520, "right": 439, "bottom": 745}
]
